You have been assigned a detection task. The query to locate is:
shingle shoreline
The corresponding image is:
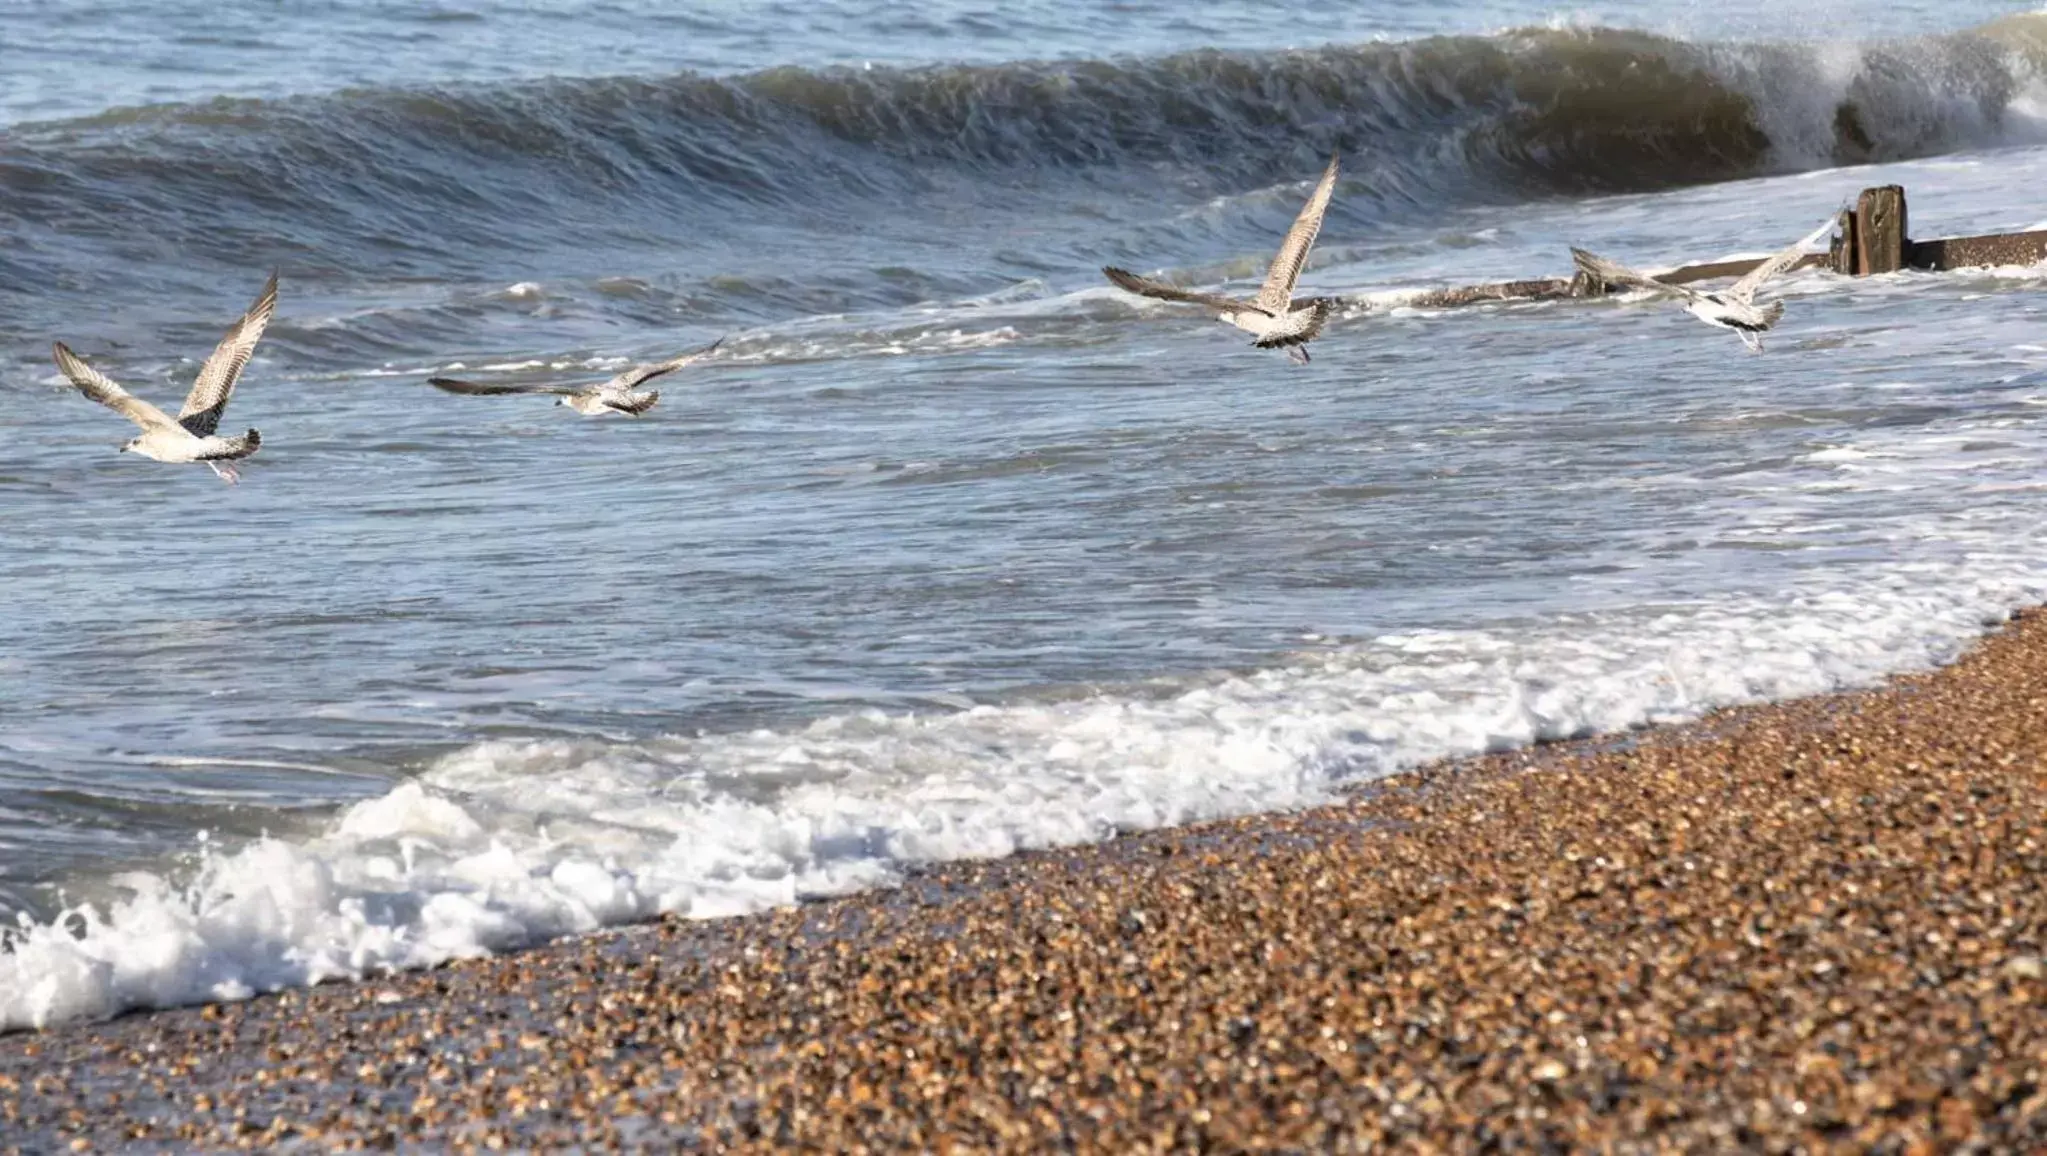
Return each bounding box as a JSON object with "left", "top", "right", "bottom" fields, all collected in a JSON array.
[{"left": 9, "top": 611, "right": 2047, "bottom": 1150}]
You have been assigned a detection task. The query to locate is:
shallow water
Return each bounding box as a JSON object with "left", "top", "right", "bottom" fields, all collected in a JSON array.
[{"left": 3, "top": 0, "right": 2047, "bottom": 1028}]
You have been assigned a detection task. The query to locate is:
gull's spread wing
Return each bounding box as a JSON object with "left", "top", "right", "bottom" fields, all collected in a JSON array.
[
  {"left": 1727, "top": 213, "right": 1839, "bottom": 304},
  {"left": 1102, "top": 267, "right": 1259, "bottom": 314},
  {"left": 1570, "top": 247, "right": 1701, "bottom": 300},
  {"left": 1252, "top": 154, "right": 1340, "bottom": 314},
  {"left": 605, "top": 335, "right": 725, "bottom": 391},
  {"left": 54, "top": 343, "right": 178, "bottom": 432},
  {"left": 181, "top": 271, "right": 278, "bottom": 437},
  {"left": 427, "top": 377, "right": 578, "bottom": 397}
]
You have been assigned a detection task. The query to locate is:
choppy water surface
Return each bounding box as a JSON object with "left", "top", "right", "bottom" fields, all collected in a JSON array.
[{"left": 3, "top": 1, "right": 2047, "bottom": 1028}]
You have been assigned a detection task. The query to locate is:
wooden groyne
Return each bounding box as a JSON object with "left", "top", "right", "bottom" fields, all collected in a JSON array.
[{"left": 1404, "top": 185, "right": 2047, "bottom": 309}]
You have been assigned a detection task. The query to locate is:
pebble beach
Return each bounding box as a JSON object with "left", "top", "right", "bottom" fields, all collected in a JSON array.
[{"left": 8, "top": 609, "right": 2047, "bottom": 1150}]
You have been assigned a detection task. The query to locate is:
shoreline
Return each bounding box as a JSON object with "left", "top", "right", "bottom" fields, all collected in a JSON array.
[{"left": 8, "top": 612, "right": 2047, "bottom": 1149}]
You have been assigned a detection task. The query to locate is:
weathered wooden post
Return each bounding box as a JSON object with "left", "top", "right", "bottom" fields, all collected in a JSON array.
[
  {"left": 1828, "top": 207, "right": 1856, "bottom": 275},
  {"left": 1852, "top": 185, "right": 1907, "bottom": 275}
]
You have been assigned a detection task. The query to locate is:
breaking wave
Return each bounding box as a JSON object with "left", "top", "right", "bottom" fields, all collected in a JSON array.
[{"left": 3, "top": 18, "right": 2044, "bottom": 285}]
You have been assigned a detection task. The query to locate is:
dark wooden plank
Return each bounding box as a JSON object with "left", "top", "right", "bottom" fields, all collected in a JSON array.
[
  {"left": 1403, "top": 277, "right": 1579, "bottom": 309},
  {"left": 1656, "top": 253, "right": 1829, "bottom": 286},
  {"left": 1405, "top": 253, "right": 1829, "bottom": 309},
  {"left": 1907, "top": 230, "right": 2047, "bottom": 271}
]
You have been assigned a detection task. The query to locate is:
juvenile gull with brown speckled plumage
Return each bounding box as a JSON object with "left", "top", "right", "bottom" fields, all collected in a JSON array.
[
  {"left": 1572, "top": 213, "right": 1837, "bottom": 352},
  {"left": 429, "top": 337, "right": 723, "bottom": 417},
  {"left": 51, "top": 271, "right": 277, "bottom": 483},
  {"left": 1104, "top": 155, "right": 1342, "bottom": 363}
]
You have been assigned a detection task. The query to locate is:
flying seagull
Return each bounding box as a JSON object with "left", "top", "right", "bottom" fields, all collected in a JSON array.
[
  {"left": 1103, "top": 154, "right": 1343, "bottom": 363},
  {"left": 428, "top": 337, "right": 724, "bottom": 416},
  {"left": 1570, "top": 214, "right": 1838, "bottom": 353},
  {"left": 51, "top": 271, "right": 278, "bottom": 483}
]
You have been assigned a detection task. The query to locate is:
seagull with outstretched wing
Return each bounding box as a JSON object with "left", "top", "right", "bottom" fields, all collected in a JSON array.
[
  {"left": 429, "top": 337, "right": 724, "bottom": 416},
  {"left": 1571, "top": 213, "right": 1838, "bottom": 353},
  {"left": 1103, "top": 155, "right": 1343, "bottom": 363},
  {"left": 51, "top": 271, "right": 277, "bottom": 482}
]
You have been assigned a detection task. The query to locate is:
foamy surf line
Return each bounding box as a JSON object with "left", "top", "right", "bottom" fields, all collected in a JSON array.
[{"left": 6, "top": 565, "right": 2045, "bottom": 1032}]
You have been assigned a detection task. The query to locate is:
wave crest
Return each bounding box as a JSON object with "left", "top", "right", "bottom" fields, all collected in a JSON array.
[{"left": 2, "top": 20, "right": 2043, "bottom": 304}]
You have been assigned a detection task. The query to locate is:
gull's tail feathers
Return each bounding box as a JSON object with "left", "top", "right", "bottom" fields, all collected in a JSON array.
[
  {"left": 1251, "top": 298, "right": 1336, "bottom": 352},
  {"left": 198, "top": 428, "right": 261, "bottom": 461}
]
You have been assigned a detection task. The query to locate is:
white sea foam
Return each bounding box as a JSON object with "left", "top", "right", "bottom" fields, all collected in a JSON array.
[
  {"left": 1802, "top": 444, "right": 1873, "bottom": 462},
  {"left": 5, "top": 543, "right": 2043, "bottom": 1029},
  {"left": 726, "top": 325, "right": 1024, "bottom": 365}
]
